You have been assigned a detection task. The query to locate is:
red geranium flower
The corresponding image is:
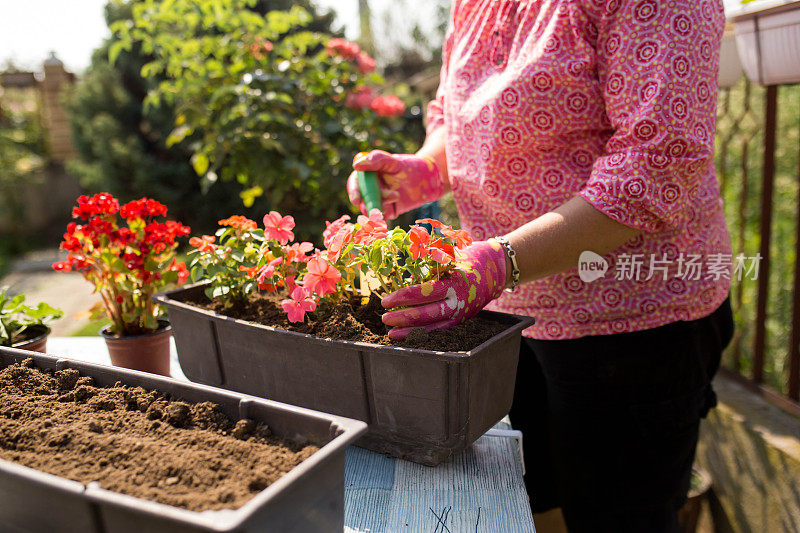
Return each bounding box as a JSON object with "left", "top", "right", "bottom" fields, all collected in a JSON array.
[
  {"left": 72, "top": 193, "right": 119, "bottom": 219},
  {"left": 120, "top": 198, "right": 167, "bottom": 219}
]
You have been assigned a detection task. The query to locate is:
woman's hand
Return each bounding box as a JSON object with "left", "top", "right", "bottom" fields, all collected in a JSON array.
[
  {"left": 346, "top": 150, "right": 445, "bottom": 220},
  {"left": 381, "top": 240, "right": 507, "bottom": 340}
]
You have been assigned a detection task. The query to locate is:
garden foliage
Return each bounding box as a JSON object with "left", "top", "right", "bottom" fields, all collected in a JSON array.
[
  {"left": 68, "top": 0, "right": 337, "bottom": 235},
  {"left": 0, "top": 102, "right": 47, "bottom": 232},
  {"left": 113, "top": 0, "right": 414, "bottom": 241}
]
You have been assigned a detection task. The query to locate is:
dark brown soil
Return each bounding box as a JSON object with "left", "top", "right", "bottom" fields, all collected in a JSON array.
[
  {"left": 191, "top": 292, "right": 510, "bottom": 352},
  {"left": 0, "top": 359, "right": 318, "bottom": 512}
]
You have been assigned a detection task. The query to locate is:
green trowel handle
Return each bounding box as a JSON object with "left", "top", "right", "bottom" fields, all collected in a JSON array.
[{"left": 357, "top": 170, "right": 382, "bottom": 213}]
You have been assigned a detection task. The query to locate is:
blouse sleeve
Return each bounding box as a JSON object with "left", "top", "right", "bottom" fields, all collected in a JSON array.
[
  {"left": 425, "top": 7, "right": 457, "bottom": 137},
  {"left": 578, "top": 0, "right": 725, "bottom": 233}
]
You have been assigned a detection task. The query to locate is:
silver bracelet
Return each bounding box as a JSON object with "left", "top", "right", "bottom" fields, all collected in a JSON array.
[{"left": 493, "top": 235, "right": 520, "bottom": 292}]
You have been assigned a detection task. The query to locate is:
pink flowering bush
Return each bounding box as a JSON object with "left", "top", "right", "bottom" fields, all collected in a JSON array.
[{"left": 190, "top": 209, "right": 473, "bottom": 323}]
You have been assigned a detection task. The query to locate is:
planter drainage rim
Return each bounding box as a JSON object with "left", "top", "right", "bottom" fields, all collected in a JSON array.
[
  {"left": 0, "top": 346, "right": 367, "bottom": 532},
  {"left": 155, "top": 282, "right": 535, "bottom": 360}
]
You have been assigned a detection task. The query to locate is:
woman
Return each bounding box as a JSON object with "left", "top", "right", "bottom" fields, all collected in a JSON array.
[{"left": 347, "top": 0, "right": 733, "bottom": 531}]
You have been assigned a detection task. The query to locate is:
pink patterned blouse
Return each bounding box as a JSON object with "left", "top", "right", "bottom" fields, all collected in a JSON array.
[{"left": 426, "top": 0, "right": 732, "bottom": 339}]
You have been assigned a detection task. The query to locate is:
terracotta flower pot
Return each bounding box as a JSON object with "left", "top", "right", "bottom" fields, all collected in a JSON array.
[
  {"left": 9, "top": 325, "right": 50, "bottom": 353},
  {"left": 100, "top": 321, "right": 172, "bottom": 376}
]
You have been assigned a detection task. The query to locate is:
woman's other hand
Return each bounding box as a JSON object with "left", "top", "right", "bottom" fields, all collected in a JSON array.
[{"left": 381, "top": 240, "right": 507, "bottom": 339}]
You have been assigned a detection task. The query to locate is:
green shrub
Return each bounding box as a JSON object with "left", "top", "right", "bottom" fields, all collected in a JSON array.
[{"left": 114, "top": 0, "right": 415, "bottom": 241}]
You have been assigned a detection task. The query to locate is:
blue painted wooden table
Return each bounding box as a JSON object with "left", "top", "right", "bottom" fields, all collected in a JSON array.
[{"left": 46, "top": 337, "right": 536, "bottom": 532}]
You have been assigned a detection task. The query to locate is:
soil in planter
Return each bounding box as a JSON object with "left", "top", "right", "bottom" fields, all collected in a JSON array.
[
  {"left": 0, "top": 359, "right": 318, "bottom": 512},
  {"left": 192, "top": 292, "right": 511, "bottom": 352}
]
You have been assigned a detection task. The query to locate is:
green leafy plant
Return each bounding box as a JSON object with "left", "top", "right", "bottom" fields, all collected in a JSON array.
[
  {"left": 188, "top": 215, "right": 265, "bottom": 305},
  {"left": 0, "top": 288, "right": 63, "bottom": 346},
  {"left": 112, "top": 0, "right": 414, "bottom": 240}
]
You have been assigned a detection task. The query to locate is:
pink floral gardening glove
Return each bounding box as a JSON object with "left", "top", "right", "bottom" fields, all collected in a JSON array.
[
  {"left": 381, "top": 240, "right": 508, "bottom": 340},
  {"left": 347, "top": 150, "right": 445, "bottom": 220}
]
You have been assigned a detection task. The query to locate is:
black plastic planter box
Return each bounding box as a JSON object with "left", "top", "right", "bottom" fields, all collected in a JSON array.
[
  {"left": 0, "top": 347, "right": 367, "bottom": 533},
  {"left": 155, "top": 283, "right": 534, "bottom": 466}
]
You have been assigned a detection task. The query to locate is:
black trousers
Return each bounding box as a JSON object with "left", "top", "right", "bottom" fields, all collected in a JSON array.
[{"left": 509, "top": 299, "right": 733, "bottom": 532}]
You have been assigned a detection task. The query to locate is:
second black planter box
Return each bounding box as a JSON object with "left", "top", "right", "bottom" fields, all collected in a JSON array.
[{"left": 156, "top": 283, "right": 533, "bottom": 466}]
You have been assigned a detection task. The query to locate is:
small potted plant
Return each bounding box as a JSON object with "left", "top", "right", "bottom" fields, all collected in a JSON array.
[
  {"left": 0, "top": 287, "right": 62, "bottom": 352},
  {"left": 53, "top": 193, "right": 190, "bottom": 375},
  {"left": 157, "top": 210, "right": 533, "bottom": 465}
]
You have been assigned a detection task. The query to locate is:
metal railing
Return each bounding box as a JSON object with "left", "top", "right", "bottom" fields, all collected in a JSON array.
[{"left": 716, "top": 79, "right": 800, "bottom": 416}]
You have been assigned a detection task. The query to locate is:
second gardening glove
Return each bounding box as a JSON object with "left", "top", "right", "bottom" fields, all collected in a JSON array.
[
  {"left": 381, "top": 240, "right": 508, "bottom": 340},
  {"left": 347, "top": 150, "right": 445, "bottom": 220}
]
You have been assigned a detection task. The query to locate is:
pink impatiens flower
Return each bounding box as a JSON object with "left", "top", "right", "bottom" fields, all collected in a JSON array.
[
  {"left": 441, "top": 227, "right": 473, "bottom": 249},
  {"left": 323, "top": 214, "right": 352, "bottom": 248},
  {"left": 283, "top": 242, "right": 314, "bottom": 264},
  {"left": 257, "top": 256, "right": 283, "bottom": 286},
  {"left": 354, "top": 209, "right": 388, "bottom": 244},
  {"left": 429, "top": 239, "right": 455, "bottom": 265},
  {"left": 326, "top": 226, "right": 353, "bottom": 262},
  {"left": 263, "top": 211, "right": 295, "bottom": 244},
  {"left": 281, "top": 286, "right": 317, "bottom": 323},
  {"left": 408, "top": 226, "right": 430, "bottom": 260},
  {"left": 302, "top": 255, "right": 342, "bottom": 297}
]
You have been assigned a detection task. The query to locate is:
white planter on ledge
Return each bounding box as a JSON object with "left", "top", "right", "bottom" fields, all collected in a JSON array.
[
  {"left": 730, "top": 0, "right": 800, "bottom": 85},
  {"left": 719, "top": 25, "right": 744, "bottom": 89}
]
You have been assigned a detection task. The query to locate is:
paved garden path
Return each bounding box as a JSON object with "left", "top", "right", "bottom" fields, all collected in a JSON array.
[{"left": 1, "top": 249, "right": 100, "bottom": 336}]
